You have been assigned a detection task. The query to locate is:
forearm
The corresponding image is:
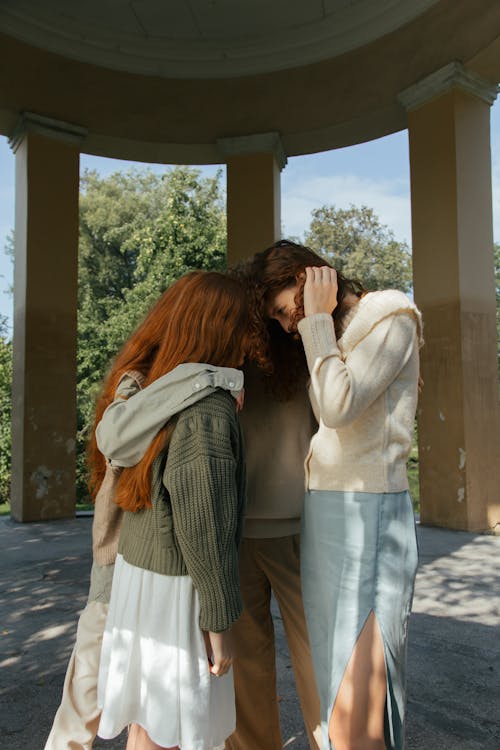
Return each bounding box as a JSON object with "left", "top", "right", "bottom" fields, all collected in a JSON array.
[
  {"left": 168, "top": 459, "right": 243, "bottom": 632},
  {"left": 96, "top": 364, "right": 243, "bottom": 467}
]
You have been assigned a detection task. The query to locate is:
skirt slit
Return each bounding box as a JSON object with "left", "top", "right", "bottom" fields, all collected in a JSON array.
[
  {"left": 301, "top": 490, "right": 418, "bottom": 750},
  {"left": 326, "top": 608, "right": 392, "bottom": 750}
]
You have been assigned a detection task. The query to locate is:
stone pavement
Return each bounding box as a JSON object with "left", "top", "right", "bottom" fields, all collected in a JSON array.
[{"left": 0, "top": 516, "right": 499, "bottom": 750}]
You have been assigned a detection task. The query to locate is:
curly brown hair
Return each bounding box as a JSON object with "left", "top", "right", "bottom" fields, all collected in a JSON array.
[{"left": 234, "top": 239, "right": 366, "bottom": 398}]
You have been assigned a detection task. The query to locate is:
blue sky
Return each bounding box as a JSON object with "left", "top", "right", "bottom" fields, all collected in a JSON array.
[{"left": 1, "top": 100, "right": 499, "bottom": 328}]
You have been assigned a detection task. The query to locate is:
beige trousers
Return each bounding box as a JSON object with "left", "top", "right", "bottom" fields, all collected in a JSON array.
[
  {"left": 225, "top": 535, "right": 321, "bottom": 750},
  {"left": 43, "top": 600, "right": 108, "bottom": 750}
]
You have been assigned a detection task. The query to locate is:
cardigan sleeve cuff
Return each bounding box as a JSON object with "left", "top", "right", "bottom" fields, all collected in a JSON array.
[
  {"left": 197, "top": 562, "right": 243, "bottom": 632},
  {"left": 297, "top": 313, "right": 339, "bottom": 373}
]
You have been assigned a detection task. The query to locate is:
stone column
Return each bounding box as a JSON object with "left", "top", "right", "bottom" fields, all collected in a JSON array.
[
  {"left": 399, "top": 63, "right": 500, "bottom": 532},
  {"left": 9, "top": 113, "right": 85, "bottom": 522},
  {"left": 217, "top": 132, "right": 286, "bottom": 264}
]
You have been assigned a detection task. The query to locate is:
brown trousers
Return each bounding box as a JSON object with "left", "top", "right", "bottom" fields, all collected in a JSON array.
[{"left": 225, "top": 535, "right": 321, "bottom": 750}]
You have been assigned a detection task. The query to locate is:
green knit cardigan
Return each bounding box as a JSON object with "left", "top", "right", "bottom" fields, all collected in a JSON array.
[{"left": 118, "top": 390, "right": 246, "bottom": 633}]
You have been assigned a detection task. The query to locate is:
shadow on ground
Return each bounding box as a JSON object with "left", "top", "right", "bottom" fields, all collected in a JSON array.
[{"left": 1, "top": 517, "right": 499, "bottom": 750}]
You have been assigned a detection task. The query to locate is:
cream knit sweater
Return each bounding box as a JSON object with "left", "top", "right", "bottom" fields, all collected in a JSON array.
[{"left": 297, "top": 290, "right": 423, "bottom": 494}]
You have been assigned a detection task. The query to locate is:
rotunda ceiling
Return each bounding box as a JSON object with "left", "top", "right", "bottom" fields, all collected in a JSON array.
[
  {"left": 0, "top": 0, "right": 499, "bottom": 160},
  {"left": 0, "top": 0, "right": 440, "bottom": 78}
]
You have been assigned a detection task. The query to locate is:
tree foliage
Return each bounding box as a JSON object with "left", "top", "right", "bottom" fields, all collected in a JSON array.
[
  {"left": 76, "top": 166, "right": 226, "bottom": 500},
  {"left": 305, "top": 204, "right": 413, "bottom": 292}
]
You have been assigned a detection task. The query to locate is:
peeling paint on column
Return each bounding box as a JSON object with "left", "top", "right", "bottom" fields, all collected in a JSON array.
[
  {"left": 439, "top": 411, "right": 445, "bottom": 421},
  {"left": 457, "top": 487, "right": 465, "bottom": 503},
  {"left": 28, "top": 410, "right": 39, "bottom": 431},
  {"left": 54, "top": 469, "right": 70, "bottom": 486},
  {"left": 30, "top": 466, "right": 53, "bottom": 499},
  {"left": 458, "top": 448, "right": 466, "bottom": 470}
]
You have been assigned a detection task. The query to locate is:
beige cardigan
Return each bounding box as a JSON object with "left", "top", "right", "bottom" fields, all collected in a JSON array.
[{"left": 298, "top": 290, "right": 423, "bottom": 494}]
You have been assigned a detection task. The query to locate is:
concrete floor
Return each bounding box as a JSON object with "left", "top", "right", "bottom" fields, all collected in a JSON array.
[{"left": 0, "top": 516, "right": 499, "bottom": 750}]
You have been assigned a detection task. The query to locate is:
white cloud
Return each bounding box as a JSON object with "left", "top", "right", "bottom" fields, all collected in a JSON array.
[
  {"left": 283, "top": 163, "right": 500, "bottom": 246},
  {"left": 282, "top": 173, "right": 412, "bottom": 245}
]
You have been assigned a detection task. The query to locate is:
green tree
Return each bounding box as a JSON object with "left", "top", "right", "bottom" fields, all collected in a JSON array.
[
  {"left": 305, "top": 204, "right": 413, "bottom": 292},
  {"left": 0, "top": 316, "right": 12, "bottom": 505},
  {"left": 76, "top": 166, "right": 226, "bottom": 501},
  {"left": 105, "top": 165, "right": 226, "bottom": 344}
]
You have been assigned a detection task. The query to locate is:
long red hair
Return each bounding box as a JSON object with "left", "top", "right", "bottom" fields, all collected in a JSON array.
[{"left": 88, "top": 271, "right": 248, "bottom": 511}]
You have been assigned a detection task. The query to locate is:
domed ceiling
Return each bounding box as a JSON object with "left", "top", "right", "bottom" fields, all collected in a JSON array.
[
  {"left": 0, "top": 0, "right": 440, "bottom": 78},
  {"left": 0, "top": 0, "right": 499, "bottom": 161}
]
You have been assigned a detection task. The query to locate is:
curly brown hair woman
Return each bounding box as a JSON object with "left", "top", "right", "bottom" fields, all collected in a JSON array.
[{"left": 247, "top": 239, "right": 422, "bottom": 750}]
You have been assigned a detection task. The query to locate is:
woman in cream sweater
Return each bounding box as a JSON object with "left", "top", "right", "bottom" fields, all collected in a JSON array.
[{"left": 249, "top": 240, "right": 422, "bottom": 750}]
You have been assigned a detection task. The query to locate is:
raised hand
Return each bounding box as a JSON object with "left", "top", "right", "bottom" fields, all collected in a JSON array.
[{"left": 303, "top": 266, "right": 338, "bottom": 317}]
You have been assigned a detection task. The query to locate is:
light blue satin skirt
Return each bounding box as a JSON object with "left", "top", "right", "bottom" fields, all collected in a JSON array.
[{"left": 301, "top": 490, "right": 418, "bottom": 750}]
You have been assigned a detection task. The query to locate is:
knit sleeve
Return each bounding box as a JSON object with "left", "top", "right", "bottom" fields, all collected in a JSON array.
[
  {"left": 298, "top": 311, "right": 418, "bottom": 428},
  {"left": 163, "top": 402, "right": 243, "bottom": 633}
]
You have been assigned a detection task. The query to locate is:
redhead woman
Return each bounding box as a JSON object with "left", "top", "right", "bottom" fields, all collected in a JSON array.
[
  {"left": 249, "top": 241, "right": 422, "bottom": 750},
  {"left": 88, "top": 271, "right": 248, "bottom": 750},
  {"left": 45, "top": 273, "right": 246, "bottom": 750}
]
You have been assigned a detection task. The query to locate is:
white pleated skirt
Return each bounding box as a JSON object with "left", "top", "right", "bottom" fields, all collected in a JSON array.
[{"left": 97, "top": 554, "right": 235, "bottom": 750}]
